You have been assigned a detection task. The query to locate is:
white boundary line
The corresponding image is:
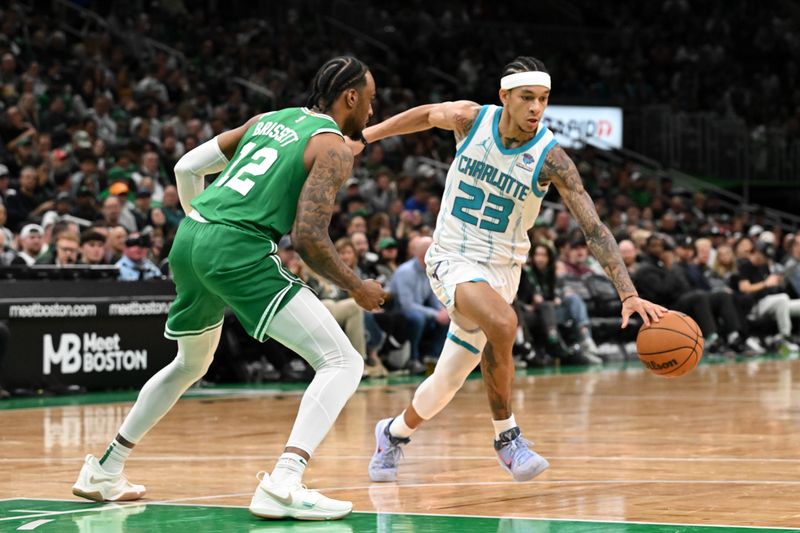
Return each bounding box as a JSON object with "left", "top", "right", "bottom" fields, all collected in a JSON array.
[
  {"left": 15, "top": 518, "right": 53, "bottom": 530},
  {"left": 3, "top": 357, "right": 797, "bottom": 414},
  {"left": 0, "top": 492, "right": 249, "bottom": 523},
  {"left": 1, "top": 496, "right": 798, "bottom": 531},
  {"left": 4, "top": 454, "right": 800, "bottom": 464},
  {"left": 317, "top": 480, "right": 800, "bottom": 492}
]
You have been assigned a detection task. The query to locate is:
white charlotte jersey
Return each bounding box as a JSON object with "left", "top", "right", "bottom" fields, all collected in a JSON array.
[{"left": 433, "top": 104, "right": 558, "bottom": 266}]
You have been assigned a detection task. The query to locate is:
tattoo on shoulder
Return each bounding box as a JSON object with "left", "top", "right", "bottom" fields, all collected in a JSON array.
[
  {"left": 539, "top": 145, "right": 574, "bottom": 188},
  {"left": 542, "top": 145, "right": 636, "bottom": 295},
  {"left": 453, "top": 113, "right": 476, "bottom": 142}
]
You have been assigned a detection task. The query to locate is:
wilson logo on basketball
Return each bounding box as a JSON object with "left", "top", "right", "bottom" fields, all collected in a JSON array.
[{"left": 644, "top": 359, "right": 677, "bottom": 370}]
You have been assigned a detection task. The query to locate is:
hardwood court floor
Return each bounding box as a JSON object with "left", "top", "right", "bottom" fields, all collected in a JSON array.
[{"left": 1, "top": 358, "right": 799, "bottom": 531}]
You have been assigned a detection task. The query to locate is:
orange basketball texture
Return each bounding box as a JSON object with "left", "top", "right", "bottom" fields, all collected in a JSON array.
[{"left": 636, "top": 310, "right": 704, "bottom": 378}]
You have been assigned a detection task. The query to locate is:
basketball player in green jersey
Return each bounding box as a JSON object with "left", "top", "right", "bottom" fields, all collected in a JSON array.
[{"left": 72, "top": 57, "right": 385, "bottom": 521}]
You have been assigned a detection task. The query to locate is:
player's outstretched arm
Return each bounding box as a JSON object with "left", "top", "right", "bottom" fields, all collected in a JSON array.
[
  {"left": 541, "top": 145, "right": 666, "bottom": 327},
  {"left": 349, "top": 101, "right": 481, "bottom": 155},
  {"left": 294, "top": 134, "right": 386, "bottom": 311},
  {"left": 173, "top": 113, "right": 263, "bottom": 214}
]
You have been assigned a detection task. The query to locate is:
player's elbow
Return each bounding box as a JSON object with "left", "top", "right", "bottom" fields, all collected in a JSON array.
[
  {"left": 427, "top": 103, "right": 452, "bottom": 128},
  {"left": 173, "top": 155, "right": 192, "bottom": 181}
]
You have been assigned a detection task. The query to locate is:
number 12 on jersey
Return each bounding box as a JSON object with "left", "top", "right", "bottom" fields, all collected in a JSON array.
[
  {"left": 452, "top": 181, "right": 514, "bottom": 232},
  {"left": 216, "top": 141, "right": 278, "bottom": 196}
]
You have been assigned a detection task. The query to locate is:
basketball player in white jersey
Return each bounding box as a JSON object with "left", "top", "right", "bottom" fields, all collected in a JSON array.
[{"left": 350, "top": 56, "right": 666, "bottom": 482}]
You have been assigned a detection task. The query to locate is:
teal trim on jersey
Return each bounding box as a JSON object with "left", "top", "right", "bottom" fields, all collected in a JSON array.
[
  {"left": 491, "top": 107, "right": 547, "bottom": 155},
  {"left": 447, "top": 332, "right": 480, "bottom": 354},
  {"left": 531, "top": 138, "right": 558, "bottom": 198},
  {"left": 469, "top": 277, "right": 487, "bottom": 283},
  {"left": 454, "top": 105, "right": 490, "bottom": 157}
]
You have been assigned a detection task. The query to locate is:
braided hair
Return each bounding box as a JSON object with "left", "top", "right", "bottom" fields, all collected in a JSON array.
[
  {"left": 307, "top": 56, "right": 369, "bottom": 112},
  {"left": 501, "top": 56, "right": 549, "bottom": 78}
]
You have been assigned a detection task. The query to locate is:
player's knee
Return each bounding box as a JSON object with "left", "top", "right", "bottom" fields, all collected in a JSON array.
[
  {"left": 174, "top": 328, "right": 220, "bottom": 380},
  {"left": 320, "top": 345, "right": 363, "bottom": 391},
  {"left": 342, "top": 348, "right": 364, "bottom": 392},
  {"left": 175, "top": 352, "right": 213, "bottom": 381},
  {"left": 350, "top": 349, "right": 365, "bottom": 377},
  {"left": 484, "top": 308, "right": 517, "bottom": 343}
]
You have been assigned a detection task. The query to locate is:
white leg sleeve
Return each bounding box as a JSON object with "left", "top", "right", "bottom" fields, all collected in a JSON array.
[
  {"left": 264, "top": 288, "right": 364, "bottom": 456},
  {"left": 119, "top": 325, "right": 222, "bottom": 443},
  {"left": 411, "top": 322, "right": 487, "bottom": 421}
]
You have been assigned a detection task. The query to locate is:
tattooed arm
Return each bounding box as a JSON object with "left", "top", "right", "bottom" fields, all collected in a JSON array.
[
  {"left": 294, "top": 134, "right": 385, "bottom": 310},
  {"left": 348, "top": 100, "right": 481, "bottom": 155},
  {"left": 541, "top": 145, "right": 666, "bottom": 326}
]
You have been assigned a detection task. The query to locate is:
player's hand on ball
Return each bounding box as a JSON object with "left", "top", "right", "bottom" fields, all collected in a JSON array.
[
  {"left": 621, "top": 296, "right": 667, "bottom": 328},
  {"left": 352, "top": 279, "right": 387, "bottom": 311}
]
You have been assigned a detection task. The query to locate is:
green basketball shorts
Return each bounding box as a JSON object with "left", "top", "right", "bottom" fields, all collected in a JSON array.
[{"left": 165, "top": 217, "right": 305, "bottom": 341}]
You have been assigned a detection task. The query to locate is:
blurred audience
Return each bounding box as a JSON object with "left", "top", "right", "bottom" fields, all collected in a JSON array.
[{"left": 388, "top": 236, "right": 448, "bottom": 375}]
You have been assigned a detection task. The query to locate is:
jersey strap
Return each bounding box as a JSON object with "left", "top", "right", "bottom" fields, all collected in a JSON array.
[{"left": 310, "top": 128, "right": 344, "bottom": 138}]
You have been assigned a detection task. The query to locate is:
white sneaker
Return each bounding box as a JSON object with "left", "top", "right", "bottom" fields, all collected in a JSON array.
[
  {"left": 249, "top": 472, "right": 352, "bottom": 521},
  {"left": 745, "top": 337, "right": 766, "bottom": 354},
  {"left": 72, "top": 454, "right": 146, "bottom": 502}
]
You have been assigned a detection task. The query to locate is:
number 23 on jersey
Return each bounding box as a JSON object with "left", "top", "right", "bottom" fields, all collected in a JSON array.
[{"left": 452, "top": 181, "right": 514, "bottom": 233}]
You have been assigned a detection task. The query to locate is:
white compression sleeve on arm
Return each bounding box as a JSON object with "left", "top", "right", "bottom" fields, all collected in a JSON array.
[{"left": 173, "top": 136, "right": 229, "bottom": 213}]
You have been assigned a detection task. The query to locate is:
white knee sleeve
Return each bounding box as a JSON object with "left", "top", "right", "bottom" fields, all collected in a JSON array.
[
  {"left": 119, "top": 325, "right": 221, "bottom": 443},
  {"left": 265, "top": 288, "right": 364, "bottom": 455},
  {"left": 411, "top": 322, "right": 485, "bottom": 420}
]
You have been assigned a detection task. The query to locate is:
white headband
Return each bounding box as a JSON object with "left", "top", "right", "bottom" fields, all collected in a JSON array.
[{"left": 500, "top": 71, "right": 551, "bottom": 90}]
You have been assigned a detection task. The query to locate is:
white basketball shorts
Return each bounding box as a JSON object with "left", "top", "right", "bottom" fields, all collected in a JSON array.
[{"left": 425, "top": 243, "right": 521, "bottom": 354}]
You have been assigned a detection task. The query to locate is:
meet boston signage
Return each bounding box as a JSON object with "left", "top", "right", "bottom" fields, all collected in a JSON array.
[{"left": 0, "top": 280, "right": 177, "bottom": 390}]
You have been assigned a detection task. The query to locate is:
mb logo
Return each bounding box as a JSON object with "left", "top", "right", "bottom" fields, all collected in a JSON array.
[
  {"left": 43, "top": 333, "right": 82, "bottom": 374},
  {"left": 43, "top": 333, "right": 148, "bottom": 375}
]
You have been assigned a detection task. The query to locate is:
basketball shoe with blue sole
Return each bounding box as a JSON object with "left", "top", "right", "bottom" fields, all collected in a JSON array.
[
  {"left": 368, "top": 418, "right": 410, "bottom": 482},
  {"left": 494, "top": 427, "right": 549, "bottom": 481}
]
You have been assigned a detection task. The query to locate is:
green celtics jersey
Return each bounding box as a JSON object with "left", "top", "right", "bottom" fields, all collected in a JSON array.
[{"left": 191, "top": 107, "right": 343, "bottom": 243}]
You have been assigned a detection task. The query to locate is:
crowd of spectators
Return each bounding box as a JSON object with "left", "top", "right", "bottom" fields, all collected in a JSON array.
[{"left": 1, "top": 2, "right": 799, "bottom": 394}]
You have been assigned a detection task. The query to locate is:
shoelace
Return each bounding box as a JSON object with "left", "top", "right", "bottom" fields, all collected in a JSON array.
[
  {"left": 381, "top": 442, "right": 406, "bottom": 468},
  {"left": 503, "top": 436, "right": 533, "bottom": 455}
]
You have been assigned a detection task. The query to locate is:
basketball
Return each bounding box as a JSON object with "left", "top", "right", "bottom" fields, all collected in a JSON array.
[{"left": 636, "top": 310, "right": 704, "bottom": 378}]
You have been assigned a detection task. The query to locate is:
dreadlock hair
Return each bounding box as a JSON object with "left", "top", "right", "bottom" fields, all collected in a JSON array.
[
  {"left": 501, "top": 56, "right": 548, "bottom": 78},
  {"left": 306, "top": 56, "right": 369, "bottom": 112}
]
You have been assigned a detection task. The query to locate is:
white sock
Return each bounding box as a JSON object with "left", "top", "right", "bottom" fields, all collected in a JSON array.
[
  {"left": 98, "top": 440, "right": 133, "bottom": 475},
  {"left": 492, "top": 414, "right": 517, "bottom": 440},
  {"left": 388, "top": 411, "right": 416, "bottom": 439},
  {"left": 271, "top": 452, "right": 307, "bottom": 485}
]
